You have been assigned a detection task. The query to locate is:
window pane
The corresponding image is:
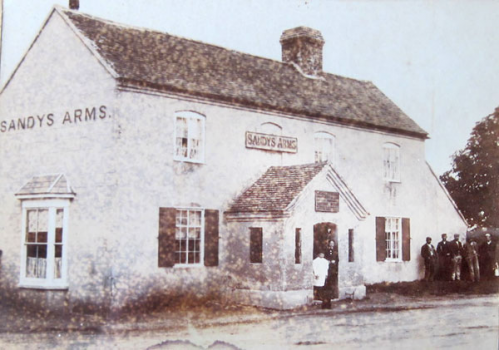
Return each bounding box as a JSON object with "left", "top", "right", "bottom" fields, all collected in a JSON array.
[
  {"left": 37, "top": 210, "right": 48, "bottom": 232},
  {"left": 37, "top": 231, "right": 48, "bottom": 243},
  {"left": 188, "top": 228, "right": 200, "bottom": 239},
  {"left": 27, "top": 231, "right": 36, "bottom": 243},
  {"left": 27, "top": 210, "right": 37, "bottom": 232},
  {"left": 54, "top": 257, "right": 62, "bottom": 279},
  {"left": 189, "top": 211, "right": 201, "bottom": 226}
]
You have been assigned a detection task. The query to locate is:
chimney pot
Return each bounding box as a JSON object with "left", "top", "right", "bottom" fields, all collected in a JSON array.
[
  {"left": 69, "top": 0, "right": 80, "bottom": 10},
  {"left": 280, "top": 26, "right": 325, "bottom": 76}
]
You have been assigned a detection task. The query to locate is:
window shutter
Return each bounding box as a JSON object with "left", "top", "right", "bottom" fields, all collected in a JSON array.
[
  {"left": 158, "top": 207, "right": 176, "bottom": 267},
  {"left": 204, "top": 210, "right": 219, "bottom": 267},
  {"left": 402, "top": 218, "right": 411, "bottom": 261},
  {"left": 376, "top": 217, "right": 386, "bottom": 262}
]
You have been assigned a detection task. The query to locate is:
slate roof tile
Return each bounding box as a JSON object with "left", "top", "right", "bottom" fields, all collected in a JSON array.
[{"left": 60, "top": 8, "right": 427, "bottom": 138}]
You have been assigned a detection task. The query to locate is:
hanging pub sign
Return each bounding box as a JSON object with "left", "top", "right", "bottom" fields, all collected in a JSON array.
[
  {"left": 315, "top": 191, "right": 339, "bottom": 213},
  {"left": 245, "top": 131, "right": 298, "bottom": 153}
]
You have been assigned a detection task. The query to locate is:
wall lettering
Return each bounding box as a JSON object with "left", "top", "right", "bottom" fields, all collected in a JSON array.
[
  {"left": 245, "top": 131, "right": 298, "bottom": 153},
  {"left": 0, "top": 105, "right": 109, "bottom": 133}
]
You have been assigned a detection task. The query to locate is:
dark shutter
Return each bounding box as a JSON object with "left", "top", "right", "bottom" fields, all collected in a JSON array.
[
  {"left": 348, "top": 229, "right": 354, "bottom": 262},
  {"left": 295, "top": 228, "right": 302, "bottom": 264},
  {"left": 204, "top": 210, "right": 219, "bottom": 266},
  {"left": 376, "top": 217, "right": 386, "bottom": 262},
  {"left": 402, "top": 218, "right": 411, "bottom": 261},
  {"left": 250, "top": 227, "right": 263, "bottom": 263},
  {"left": 158, "top": 207, "right": 176, "bottom": 267}
]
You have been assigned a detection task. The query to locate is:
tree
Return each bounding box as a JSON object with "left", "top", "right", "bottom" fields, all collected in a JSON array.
[{"left": 440, "top": 107, "right": 499, "bottom": 228}]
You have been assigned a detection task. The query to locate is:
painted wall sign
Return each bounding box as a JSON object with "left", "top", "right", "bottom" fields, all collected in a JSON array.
[
  {"left": 245, "top": 131, "right": 298, "bottom": 153},
  {"left": 0, "top": 105, "right": 109, "bottom": 133},
  {"left": 315, "top": 191, "right": 339, "bottom": 213}
]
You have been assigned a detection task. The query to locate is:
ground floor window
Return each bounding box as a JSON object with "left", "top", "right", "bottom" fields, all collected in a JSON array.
[
  {"left": 20, "top": 200, "right": 69, "bottom": 288},
  {"left": 175, "top": 209, "right": 203, "bottom": 265},
  {"left": 158, "top": 207, "right": 219, "bottom": 268},
  {"left": 376, "top": 216, "right": 411, "bottom": 262}
]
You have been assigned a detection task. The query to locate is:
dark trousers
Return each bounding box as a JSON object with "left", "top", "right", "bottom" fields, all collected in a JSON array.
[
  {"left": 424, "top": 258, "right": 437, "bottom": 281},
  {"left": 314, "top": 286, "right": 331, "bottom": 309}
]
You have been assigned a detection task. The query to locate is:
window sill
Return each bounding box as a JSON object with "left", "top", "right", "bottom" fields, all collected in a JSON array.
[
  {"left": 19, "top": 283, "right": 69, "bottom": 290},
  {"left": 384, "top": 179, "right": 401, "bottom": 184},
  {"left": 383, "top": 259, "right": 403, "bottom": 263},
  {"left": 173, "top": 263, "right": 204, "bottom": 269},
  {"left": 173, "top": 157, "right": 205, "bottom": 164}
]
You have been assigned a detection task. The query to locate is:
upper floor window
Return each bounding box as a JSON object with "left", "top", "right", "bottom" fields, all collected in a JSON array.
[
  {"left": 174, "top": 111, "right": 205, "bottom": 163},
  {"left": 314, "top": 132, "right": 335, "bottom": 164},
  {"left": 383, "top": 143, "right": 400, "bottom": 181},
  {"left": 20, "top": 199, "right": 70, "bottom": 289}
]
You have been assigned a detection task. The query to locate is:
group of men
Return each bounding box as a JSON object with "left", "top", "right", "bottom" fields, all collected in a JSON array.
[
  {"left": 313, "top": 240, "right": 338, "bottom": 309},
  {"left": 421, "top": 233, "right": 497, "bottom": 282}
]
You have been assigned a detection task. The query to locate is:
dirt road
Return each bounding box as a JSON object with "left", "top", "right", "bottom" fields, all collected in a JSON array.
[{"left": 1, "top": 294, "right": 497, "bottom": 349}]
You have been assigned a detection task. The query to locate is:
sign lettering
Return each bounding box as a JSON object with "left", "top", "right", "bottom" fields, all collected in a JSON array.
[{"left": 245, "top": 131, "right": 297, "bottom": 153}]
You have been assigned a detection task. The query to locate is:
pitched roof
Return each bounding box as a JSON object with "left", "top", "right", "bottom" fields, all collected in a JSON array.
[
  {"left": 226, "top": 162, "right": 369, "bottom": 220},
  {"left": 226, "top": 162, "right": 327, "bottom": 214},
  {"left": 16, "top": 174, "right": 76, "bottom": 198},
  {"left": 57, "top": 8, "right": 427, "bottom": 138}
]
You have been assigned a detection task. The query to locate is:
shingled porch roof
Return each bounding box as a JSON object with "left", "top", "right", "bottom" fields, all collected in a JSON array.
[
  {"left": 53, "top": 7, "right": 427, "bottom": 139},
  {"left": 226, "top": 162, "right": 326, "bottom": 215},
  {"left": 226, "top": 162, "right": 369, "bottom": 220}
]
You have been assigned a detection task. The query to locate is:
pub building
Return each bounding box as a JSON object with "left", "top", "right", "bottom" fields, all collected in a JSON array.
[{"left": 0, "top": 5, "right": 467, "bottom": 312}]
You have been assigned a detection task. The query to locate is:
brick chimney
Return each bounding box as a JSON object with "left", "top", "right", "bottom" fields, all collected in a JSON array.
[
  {"left": 69, "top": 0, "right": 80, "bottom": 10},
  {"left": 280, "top": 27, "right": 325, "bottom": 76}
]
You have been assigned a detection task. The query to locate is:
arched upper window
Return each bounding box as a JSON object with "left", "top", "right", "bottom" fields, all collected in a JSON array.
[
  {"left": 174, "top": 111, "right": 205, "bottom": 163},
  {"left": 383, "top": 143, "right": 400, "bottom": 181},
  {"left": 260, "top": 122, "right": 282, "bottom": 135},
  {"left": 314, "top": 132, "right": 335, "bottom": 163}
]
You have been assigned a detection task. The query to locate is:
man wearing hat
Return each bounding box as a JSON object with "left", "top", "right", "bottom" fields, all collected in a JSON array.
[
  {"left": 479, "top": 233, "right": 497, "bottom": 280},
  {"left": 421, "top": 237, "right": 437, "bottom": 281},
  {"left": 449, "top": 233, "right": 464, "bottom": 281}
]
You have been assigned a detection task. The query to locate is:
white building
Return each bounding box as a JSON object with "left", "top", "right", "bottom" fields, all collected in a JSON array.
[{"left": 0, "top": 6, "right": 467, "bottom": 313}]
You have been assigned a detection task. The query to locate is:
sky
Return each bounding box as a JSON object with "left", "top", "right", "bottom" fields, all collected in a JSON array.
[{"left": 1, "top": 0, "right": 499, "bottom": 176}]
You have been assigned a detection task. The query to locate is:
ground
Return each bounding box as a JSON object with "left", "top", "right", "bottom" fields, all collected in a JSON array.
[{"left": 0, "top": 280, "right": 498, "bottom": 349}]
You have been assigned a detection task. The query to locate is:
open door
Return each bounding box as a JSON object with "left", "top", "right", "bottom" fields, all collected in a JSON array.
[{"left": 313, "top": 223, "right": 338, "bottom": 299}]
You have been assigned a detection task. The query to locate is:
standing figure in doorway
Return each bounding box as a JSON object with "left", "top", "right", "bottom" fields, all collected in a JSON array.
[
  {"left": 313, "top": 252, "right": 330, "bottom": 309},
  {"left": 421, "top": 237, "right": 437, "bottom": 281},
  {"left": 479, "top": 233, "right": 497, "bottom": 280},
  {"left": 436, "top": 233, "right": 452, "bottom": 281},
  {"left": 449, "top": 234, "right": 464, "bottom": 281},
  {"left": 325, "top": 240, "right": 338, "bottom": 301},
  {"left": 464, "top": 238, "right": 480, "bottom": 282}
]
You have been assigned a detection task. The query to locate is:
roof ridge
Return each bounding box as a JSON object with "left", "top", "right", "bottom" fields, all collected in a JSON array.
[{"left": 58, "top": 7, "right": 373, "bottom": 86}]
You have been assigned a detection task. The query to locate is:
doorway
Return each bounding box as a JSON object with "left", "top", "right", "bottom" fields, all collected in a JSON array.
[{"left": 313, "top": 222, "right": 339, "bottom": 299}]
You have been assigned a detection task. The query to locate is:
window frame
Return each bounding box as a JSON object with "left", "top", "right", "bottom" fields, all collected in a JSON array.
[
  {"left": 384, "top": 217, "right": 402, "bottom": 262},
  {"left": 173, "top": 207, "right": 205, "bottom": 268},
  {"left": 19, "top": 199, "right": 70, "bottom": 289},
  {"left": 383, "top": 143, "right": 401, "bottom": 182},
  {"left": 314, "top": 131, "right": 336, "bottom": 164},
  {"left": 173, "top": 111, "right": 206, "bottom": 164}
]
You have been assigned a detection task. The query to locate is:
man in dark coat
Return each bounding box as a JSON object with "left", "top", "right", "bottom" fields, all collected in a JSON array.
[
  {"left": 464, "top": 238, "right": 480, "bottom": 282},
  {"left": 436, "top": 233, "right": 452, "bottom": 281},
  {"left": 449, "top": 234, "right": 464, "bottom": 281},
  {"left": 479, "top": 233, "right": 497, "bottom": 280},
  {"left": 324, "top": 240, "right": 338, "bottom": 301},
  {"left": 421, "top": 237, "right": 437, "bottom": 281}
]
